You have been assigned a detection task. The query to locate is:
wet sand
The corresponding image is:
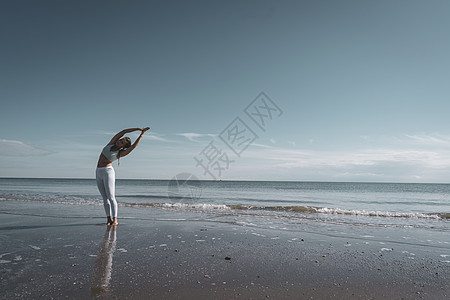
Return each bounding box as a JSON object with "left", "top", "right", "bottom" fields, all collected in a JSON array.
[{"left": 1, "top": 205, "right": 449, "bottom": 299}]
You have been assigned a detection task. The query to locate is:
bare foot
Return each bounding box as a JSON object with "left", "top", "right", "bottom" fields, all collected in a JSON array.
[
  {"left": 107, "top": 216, "right": 113, "bottom": 226},
  {"left": 112, "top": 217, "right": 118, "bottom": 226}
]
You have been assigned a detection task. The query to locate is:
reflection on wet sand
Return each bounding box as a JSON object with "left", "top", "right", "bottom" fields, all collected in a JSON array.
[{"left": 90, "top": 226, "right": 117, "bottom": 296}]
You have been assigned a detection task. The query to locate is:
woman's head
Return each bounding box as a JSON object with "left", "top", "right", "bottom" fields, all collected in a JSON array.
[{"left": 115, "top": 137, "right": 132, "bottom": 149}]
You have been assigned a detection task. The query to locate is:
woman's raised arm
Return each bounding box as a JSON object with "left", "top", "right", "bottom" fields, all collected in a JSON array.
[
  {"left": 108, "top": 128, "right": 146, "bottom": 145},
  {"left": 118, "top": 127, "right": 150, "bottom": 158}
]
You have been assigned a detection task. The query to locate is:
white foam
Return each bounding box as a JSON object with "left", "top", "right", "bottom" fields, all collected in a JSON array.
[
  {"left": 162, "top": 202, "right": 230, "bottom": 210},
  {"left": 317, "top": 207, "right": 442, "bottom": 219},
  {"left": 251, "top": 232, "right": 266, "bottom": 237}
]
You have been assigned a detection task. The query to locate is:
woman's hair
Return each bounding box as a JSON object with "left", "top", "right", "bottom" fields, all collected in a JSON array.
[
  {"left": 123, "top": 137, "right": 132, "bottom": 149},
  {"left": 118, "top": 137, "right": 132, "bottom": 166}
]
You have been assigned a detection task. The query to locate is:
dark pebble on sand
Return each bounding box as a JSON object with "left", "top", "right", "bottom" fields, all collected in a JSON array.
[{"left": 225, "top": 256, "right": 232, "bottom": 260}]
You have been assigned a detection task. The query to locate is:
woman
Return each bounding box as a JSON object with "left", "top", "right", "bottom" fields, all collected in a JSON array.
[{"left": 96, "top": 127, "right": 150, "bottom": 226}]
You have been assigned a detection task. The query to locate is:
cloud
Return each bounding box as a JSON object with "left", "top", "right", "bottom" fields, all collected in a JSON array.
[
  {"left": 229, "top": 140, "right": 450, "bottom": 182},
  {"left": 362, "top": 134, "right": 450, "bottom": 148},
  {"left": 93, "top": 130, "right": 117, "bottom": 136},
  {"left": 0, "top": 139, "right": 54, "bottom": 156},
  {"left": 177, "top": 132, "right": 217, "bottom": 142},
  {"left": 251, "top": 143, "right": 276, "bottom": 149},
  {"left": 263, "top": 147, "right": 446, "bottom": 169},
  {"left": 143, "top": 132, "right": 174, "bottom": 143},
  {"left": 405, "top": 134, "right": 450, "bottom": 147}
]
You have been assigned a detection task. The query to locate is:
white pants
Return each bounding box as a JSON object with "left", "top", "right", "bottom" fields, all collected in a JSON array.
[{"left": 96, "top": 166, "right": 118, "bottom": 218}]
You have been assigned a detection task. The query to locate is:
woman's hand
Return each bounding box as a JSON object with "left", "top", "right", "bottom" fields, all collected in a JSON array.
[{"left": 141, "top": 127, "right": 150, "bottom": 133}]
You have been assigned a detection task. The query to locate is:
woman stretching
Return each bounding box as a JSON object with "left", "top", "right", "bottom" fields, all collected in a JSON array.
[{"left": 96, "top": 127, "right": 150, "bottom": 226}]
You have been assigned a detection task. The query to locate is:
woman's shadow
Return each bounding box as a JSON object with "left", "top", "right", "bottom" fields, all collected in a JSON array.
[{"left": 90, "top": 226, "right": 117, "bottom": 297}]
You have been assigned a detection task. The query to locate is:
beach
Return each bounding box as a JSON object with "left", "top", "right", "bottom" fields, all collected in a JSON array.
[
  {"left": 1, "top": 199, "right": 449, "bottom": 299},
  {"left": 3, "top": 0, "right": 450, "bottom": 298}
]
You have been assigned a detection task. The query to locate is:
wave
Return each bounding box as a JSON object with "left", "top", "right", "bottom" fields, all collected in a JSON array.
[
  {"left": 120, "top": 194, "right": 174, "bottom": 199},
  {"left": 123, "top": 202, "right": 230, "bottom": 210},
  {"left": 316, "top": 207, "right": 449, "bottom": 220},
  {"left": 124, "top": 202, "right": 449, "bottom": 220},
  {"left": 1, "top": 195, "right": 448, "bottom": 220}
]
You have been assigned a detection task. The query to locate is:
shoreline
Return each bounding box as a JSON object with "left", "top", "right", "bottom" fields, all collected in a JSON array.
[{"left": 1, "top": 204, "right": 449, "bottom": 299}]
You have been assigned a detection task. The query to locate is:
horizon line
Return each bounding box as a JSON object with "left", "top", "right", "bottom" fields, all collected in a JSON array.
[{"left": 0, "top": 176, "right": 449, "bottom": 185}]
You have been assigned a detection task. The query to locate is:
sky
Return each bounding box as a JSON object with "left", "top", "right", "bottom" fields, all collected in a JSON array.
[{"left": 1, "top": 0, "right": 450, "bottom": 182}]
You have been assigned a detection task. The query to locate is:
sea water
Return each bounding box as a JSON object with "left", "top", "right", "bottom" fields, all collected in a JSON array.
[
  {"left": 1, "top": 178, "right": 449, "bottom": 262},
  {"left": 1, "top": 178, "right": 449, "bottom": 218},
  {"left": 1, "top": 177, "right": 449, "bottom": 228}
]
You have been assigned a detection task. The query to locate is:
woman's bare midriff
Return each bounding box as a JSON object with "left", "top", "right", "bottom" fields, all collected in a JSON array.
[{"left": 97, "top": 154, "right": 113, "bottom": 168}]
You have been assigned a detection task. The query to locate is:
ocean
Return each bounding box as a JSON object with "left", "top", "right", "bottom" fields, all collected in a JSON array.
[
  {"left": 1, "top": 177, "right": 449, "bottom": 268},
  {"left": 1, "top": 177, "right": 449, "bottom": 225}
]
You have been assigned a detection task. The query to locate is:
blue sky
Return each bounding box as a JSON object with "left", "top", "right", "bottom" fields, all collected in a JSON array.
[{"left": 2, "top": 0, "right": 450, "bottom": 182}]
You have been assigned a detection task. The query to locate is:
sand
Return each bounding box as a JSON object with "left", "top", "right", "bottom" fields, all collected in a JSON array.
[{"left": 0, "top": 203, "right": 449, "bottom": 299}]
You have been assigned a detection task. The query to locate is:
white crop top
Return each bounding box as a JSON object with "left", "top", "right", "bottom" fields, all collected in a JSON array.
[{"left": 102, "top": 144, "right": 120, "bottom": 162}]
